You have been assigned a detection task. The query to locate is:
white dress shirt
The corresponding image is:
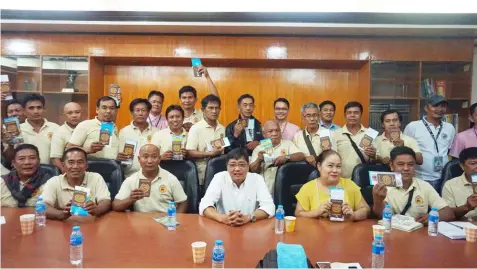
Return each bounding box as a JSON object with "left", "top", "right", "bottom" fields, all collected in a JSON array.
[
  {"left": 199, "top": 171, "right": 275, "bottom": 217},
  {"left": 404, "top": 117, "right": 455, "bottom": 182}
]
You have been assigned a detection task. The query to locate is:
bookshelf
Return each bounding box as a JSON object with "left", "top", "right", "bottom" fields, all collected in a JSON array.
[{"left": 370, "top": 61, "right": 472, "bottom": 132}]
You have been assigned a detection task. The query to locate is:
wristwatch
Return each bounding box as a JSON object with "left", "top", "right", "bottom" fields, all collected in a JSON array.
[{"left": 250, "top": 213, "right": 256, "bottom": 223}]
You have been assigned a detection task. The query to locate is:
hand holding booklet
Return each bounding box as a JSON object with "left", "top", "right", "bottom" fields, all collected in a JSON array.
[
  {"left": 358, "top": 128, "right": 379, "bottom": 150},
  {"left": 369, "top": 171, "right": 403, "bottom": 188}
]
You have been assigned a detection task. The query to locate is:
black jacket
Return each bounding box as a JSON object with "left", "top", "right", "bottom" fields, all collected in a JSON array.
[{"left": 225, "top": 116, "right": 264, "bottom": 155}]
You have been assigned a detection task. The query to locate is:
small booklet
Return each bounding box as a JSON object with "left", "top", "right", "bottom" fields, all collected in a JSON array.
[
  {"left": 191, "top": 58, "right": 202, "bottom": 77},
  {"left": 319, "top": 128, "right": 332, "bottom": 150},
  {"left": 3, "top": 117, "right": 24, "bottom": 144},
  {"left": 1, "top": 75, "right": 12, "bottom": 100},
  {"left": 172, "top": 135, "right": 184, "bottom": 160},
  {"left": 206, "top": 137, "right": 230, "bottom": 152},
  {"left": 329, "top": 187, "right": 344, "bottom": 222},
  {"left": 472, "top": 174, "right": 477, "bottom": 194},
  {"left": 390, "top": 131, "right": 401, "bottom": 145},
  {"left": 260, "top": 138, "right": 275, "bottom": 163},
  {"left": 122, "top": 140, "right": 138, "bottom": 165},
  {"left": 71, "top": 186, "right": 91, "bottom": 216},
  {"left": 99, "top": 122, "right": 114, "bottom": 146},
  {"left": 358, "top": 127, "right": 379, "bottom": 150},
  {"left": 139, "top": 179, "right": 151, "bottom": 197},
  {"left": 369, "top": 171, "right": 403, "bottom": 187}
]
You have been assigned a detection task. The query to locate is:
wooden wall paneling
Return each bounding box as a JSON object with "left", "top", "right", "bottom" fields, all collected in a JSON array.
[
  {"left": 1, "top": 34, "right": 474, "bottom": 62},
  {"left": 357, "top": 61, "right": 371, "bottom": 127},
  {"left": 88, "top": 56, "right": 105, "bottom": 119},
  {"left": 43, "top": 93, "right": 89, "bottom": 124}
]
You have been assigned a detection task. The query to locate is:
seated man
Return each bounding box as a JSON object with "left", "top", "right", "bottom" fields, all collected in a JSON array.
[
  {"left": 200, "top": 148, "right": 275, "bottom": 226},
  {"left": 1, "top": 144, "right": 51, "bottom": 207},
  {"left": 372, "top": 146, "right": 454, "bottom": 224},
  {"left": 442, "top": 147, "right": 477, "bottom": 220},
  {"left": 42, "top": 147, "right": 111, "bottom": 221},
  {"left": 113, "top": 144, "right": 188, "bottom": 213},
  {"left": 250, "top": 120, "right": 305, "bottom": 194}
]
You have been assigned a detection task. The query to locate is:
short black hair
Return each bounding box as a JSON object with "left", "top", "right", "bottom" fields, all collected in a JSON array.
[
  {"left": 5, "top": 99, "right": 22, "bottom": 115},
  {"left": 148, "top": 90, "right": 164, "bottom": 100},
  {"left": 129, "top": 98, "right": 152, "bottom": 112},
  {"left": 22, "top": 94, "right": 45, "bottom": 108},
  {"left": 179, "top": 86, "right": 197, "bottom": 98},
  {"left": 390, "top": 146, "right": 416, "bottom": 162},
  {"left": 165, "top": 105, "right": 185, "bottom": 118},
  {"left": 96, "top": 96, "right": 117, "bottom": 108},
  {"left": 61, "top": 147, "right": 88, "bottom": 162},
  {"left": 237, "top": 94, "right": 255, "bottom": 105},
  {"left": 14, "top": 144, "right": 39, "bottom": 159},
  {"left": 226, "top": 148, "right": 249, "bottom": 164},
  {"left": 201, "top": 94, "right": 221, "bottom": 109},
  {"left": 459, "top": 147, "right": 477, "bottom": 164},
  {"left": 274, "top": 98, "right": 290, "bottom": 108},
  {"left": 380, "top": 109, "right": 403, "bottom": 123},
  {"left": 319, "top": 100, "right": 336, "bottom": 111},
  {"left": 470, "top": 103, "right": 477, "bottom": 115},
  {"left": 315, "top": 149, "right": 341, "bottom": 165},
  {"left": 344, "top": 101, "right": 363, "bottom": 114}
]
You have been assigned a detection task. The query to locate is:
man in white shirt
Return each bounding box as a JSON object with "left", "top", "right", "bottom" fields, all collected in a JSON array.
[
  {"left": 200, "top": 148, "right": 275, "bottom": 226},
  {"left": 404, "top": 95, "right": 456, "bottom": 190}
]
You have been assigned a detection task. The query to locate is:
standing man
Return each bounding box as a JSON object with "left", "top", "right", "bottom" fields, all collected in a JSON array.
[
  {"left": 180, "top": 66, "right": 219, "bottom": 131},
  {"left": 5, "top": 99, "right": 26, "bottom": 123},
  {"left": 250, "top": 120, "right": 305, "bottom": 194},
  {"left": 20, "top": 94, "right": 60, "bottom": 164},
  {"left": 375, "top": 109, "right": 422, "bottom": 165},
  {"left": 225, "top": 94, "right": 263, "bottom": 155},
  {"left": 147, "top": 90, "right": 168, "bottom": 130},
  {"left": 274, "top": 98, "right": 300, "bottom": 141},
  {"left": 2, "top": 99, "right": 27, "bottom": 166},
  {"left": 112, "top": 144, "right": 188, "bottom": 213},
  {"left": 449, "top": 103, "right": 477, "bottom": 158},
  {"left": 404, "top": 95, "right": 455, "bottom": 190},
  {"left": 50, "top": 102, "right": 83, "bottom": 171},
  {"left": 151, "top": 105, "right": 188, "bottom": 160},
  {"left": 319, "top": 100, "right": 340, "bottom": 131},
  {"left": 293, "top": 102, "right": 323, "bottom": 167},
  {"left": 186, "top": 94, "right": 226, "bottom": 185},
  {"left": 332, "top": 101, "right": 377, "bottom": 179},
  {"left": 119, "top": 98, "right": 158, "bottom": 178},
  {"left": 68, "top": 96, "right": 120, "bottom": 160}
]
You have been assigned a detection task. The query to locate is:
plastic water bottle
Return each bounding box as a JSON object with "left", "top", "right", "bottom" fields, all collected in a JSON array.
[
  {"left": 167, "top": 201, "right": 176, "bottom": 231},
  {"left": 371, "top": 235, "right": 385, "bottom": 269},
  {"left": 212, "top": 240, "right": 225, "bottom": 268},
  {"left": 275, "top": 205, "right": 285, "bottom": 234},
  {"left": 428, "top": 207, "right": 439, "bottom": 236},
  {"left": 70, "top": 226, "right": 83, "bottom": 265},
  {"left": 35, "top": 197, "right": 46, "bottom": 227},
  {"left": 382, "top": 204, "right": 392, "bottom": 233}
]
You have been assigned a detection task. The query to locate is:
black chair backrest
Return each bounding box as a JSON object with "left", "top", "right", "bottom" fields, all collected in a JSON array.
[
  {"left": 204, "top": 155, "right": 228, "bottom": 194},
  {"left": 308, "top": 169, "right": 320, "bottom": 181},
  {"left": 39, "top": 164, "right": 61, "bottom": 179},
  {"left": 440, "top": 159, "right": 463, "bottom": 194},
  {"left": 351, "top": 163, "right": 391, "bottom": 207},
  {"left": 87, "top": 157, "right": 124, "bottom": 200},
  {"left": 274, "top": 161, "right": 316, "bottom": 216},
  {"left": 160, "top": 160, "right": 199, "bottom": 214}
]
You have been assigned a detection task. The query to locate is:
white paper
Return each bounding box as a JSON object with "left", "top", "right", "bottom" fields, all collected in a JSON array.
[
  {"left": 0, "top": 75, "right": 9, "bottom": 82},
  {"left": 319, "top": 128, "right": 331, "bottom": 138},
  {"left": 378, "top": 215, "right": 423, "bottom": 232},
  {"left": 330, "top": 263, "right": 362, "bottom": 269},
  {"left": 471, "top": 174, "right": 477, "bottom": 184},
  {"left": 366, "top": 127, "right": 379, "bottom": 139},
  {"left": 438, "top": 221, "right": 466, "bottom": 240},
  {"left": 246, "top": 119, "right": 255, "bottom": 142},
  {"left": 0, "top": 216, "right": 5, "bottom": 225},
  {"left": 449, "top": 221, "right": 477, "bottom": 229}
]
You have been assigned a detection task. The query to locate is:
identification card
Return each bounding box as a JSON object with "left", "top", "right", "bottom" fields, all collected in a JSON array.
[
  {"left": 471, "top": 174, "right": 477, "bottom": 194},
  {"left": 139, "top": 179, "right": 151, "bottom": 197},
  {"left": 329, "top": 187, "right": 345, "bottom": 222},
  {"left": 433, "top": 156, "right": 444, "bottom": 172},
  {"left": 191, "top": 58, "right": 202, "bottom": 77},
  {"left": 358, "top": 128, "right": 379, "bottom": 150},
  {"left": 245, "top": 119, "right": 255, "bottom": 142},
  {"left": 369, "top": 171, "right": 403, "bottom": 187}
]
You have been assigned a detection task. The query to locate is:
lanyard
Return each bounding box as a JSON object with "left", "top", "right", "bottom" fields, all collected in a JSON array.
[
  {"left": 148, "top": 115, "right": 161, "bottom": 128},
  {"left": 422, "top": 118, "right": 443, "bottom": 153}
]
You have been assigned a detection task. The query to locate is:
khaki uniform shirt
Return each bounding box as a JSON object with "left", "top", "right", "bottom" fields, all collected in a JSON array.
[
  {"left": 0, "top": 178, "right": 44, "bottom": 207},
  {"left": 442, "top": 173, "right": 477, "bottom": 219},
  {"left": 375, "top": 132, "right": 421, "bottom": 160},
  {"left": 184, "top": 109, "right": 203, "bottom": 126},
  {"left": 150, "top": 128, "right": 188, "bottom": 155},
  {"left": 250, "top": 140, "right": 300, "bottom": 195},
  {"left": 118, "top": 122, "right": 158, "bottom": 177},
  {"left": 186, "top": 120, "right": 226, "bottom": 185},
  {"left": 50, "top": 122, "right": 75, "bottom": 159},
  {"left": 385, "top": 178, "right": 448, "bottom": 218},
  {"left": 21, "top": 119, "right": 60, "bottom": 164},
  {"left": 68, "top": 117, "right": 119, "bottom": 160},
  {"left": 115, "top": 168, "right": 187, "bottom": 212},
  {"left": 41, "top": 172, "right": 111, "bottom": 209},
  {"left": 332, "top": 125, "right": 376, "bottom": 178},
  {"left": 292, "top": 128, "right": 323, "bottom": 157}
]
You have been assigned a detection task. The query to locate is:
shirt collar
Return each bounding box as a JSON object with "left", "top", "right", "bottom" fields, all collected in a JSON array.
[
  {"left": 460, "top": 173, "right": 472, "bottom": 186},
  {"left": 167, "top": 127, "right": 187, "bottom": 136},
  {"left": 138, "top": 168, "right": 162, "bottom": 184},
  {"left": 130, "top": 121, "right": 152, "bottom": 131},
  {"left": 382, "top": 132, "right": 403, "bottom": 141},
  {"left": 227, "top": 172, "right": 248, "bottom": 190},
  {"left": 342, "top": 124, "right": 365, "bottom": 135},
  {"left": 63, "top": 122, "right": 75, "bottom": 132},
  {"left": 320, "top": 120, "right": 337, "bottom": 130},
  {"left": 25, "top": 118, "right": 48, "bottom": 131},
  {"left": 305, "top": 126, "right": 320, "bottom": 137},
  {"left": 422, "top": 116, "right": 442, "bottom": 127},
  {"left": 61, "top": 173, "right": 88, "bottom": 190}
]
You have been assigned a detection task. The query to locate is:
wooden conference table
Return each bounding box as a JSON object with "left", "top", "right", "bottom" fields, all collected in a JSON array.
[{"left": 2, "top": 208, "right": 476, "bottom": 268}]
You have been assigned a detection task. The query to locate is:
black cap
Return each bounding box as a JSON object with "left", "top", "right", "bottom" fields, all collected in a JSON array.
[{"left": 427, "top": 95, "right": 448, "bottom": 106}]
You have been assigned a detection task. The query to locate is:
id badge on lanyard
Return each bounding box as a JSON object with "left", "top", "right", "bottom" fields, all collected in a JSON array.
[{"left": 422, "top": 119, "right": 444, "bottom": 172}]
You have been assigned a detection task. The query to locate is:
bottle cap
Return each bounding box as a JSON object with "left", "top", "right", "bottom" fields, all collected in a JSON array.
[
  {"left": 375, "top": 235, "right": 383, "bottom": 240},
  {"left": 278, "top": 205, "right": 283, "bottom": 209},
  {"left": 37, "top": 197, "right": 43, "bottom": 201},
  {"left": 169, "top": 201, "right": 175, "bottom": 205},
  {"left": 385, "top": 204, "right": 391, "bottom": 208},
  {"left": 215, "top": 240, "right": 223, "bottom": 246},
  {"left": 431, "top": 207, "right": 438, "bottom": 211},
  {"left": 73, "top": 226, "right": 80, "bottom": 232}
]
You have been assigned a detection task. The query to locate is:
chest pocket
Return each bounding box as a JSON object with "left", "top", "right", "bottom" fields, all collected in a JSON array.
[{"left": 156, "top": 183, "right": 173, "bottom": 203}]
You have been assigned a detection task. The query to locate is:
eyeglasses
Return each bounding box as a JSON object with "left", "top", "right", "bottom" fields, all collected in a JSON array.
[
  {"left": 304, "top": 114, "right": 319, "bottom": 119},
  {"left": 227, "top": 163, "right": 248, "bottom": 169}
]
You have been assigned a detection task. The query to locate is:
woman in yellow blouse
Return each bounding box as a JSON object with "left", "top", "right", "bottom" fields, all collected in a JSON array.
[{"left": 295, "top": 150, "right": 370, "bottom": 221}]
